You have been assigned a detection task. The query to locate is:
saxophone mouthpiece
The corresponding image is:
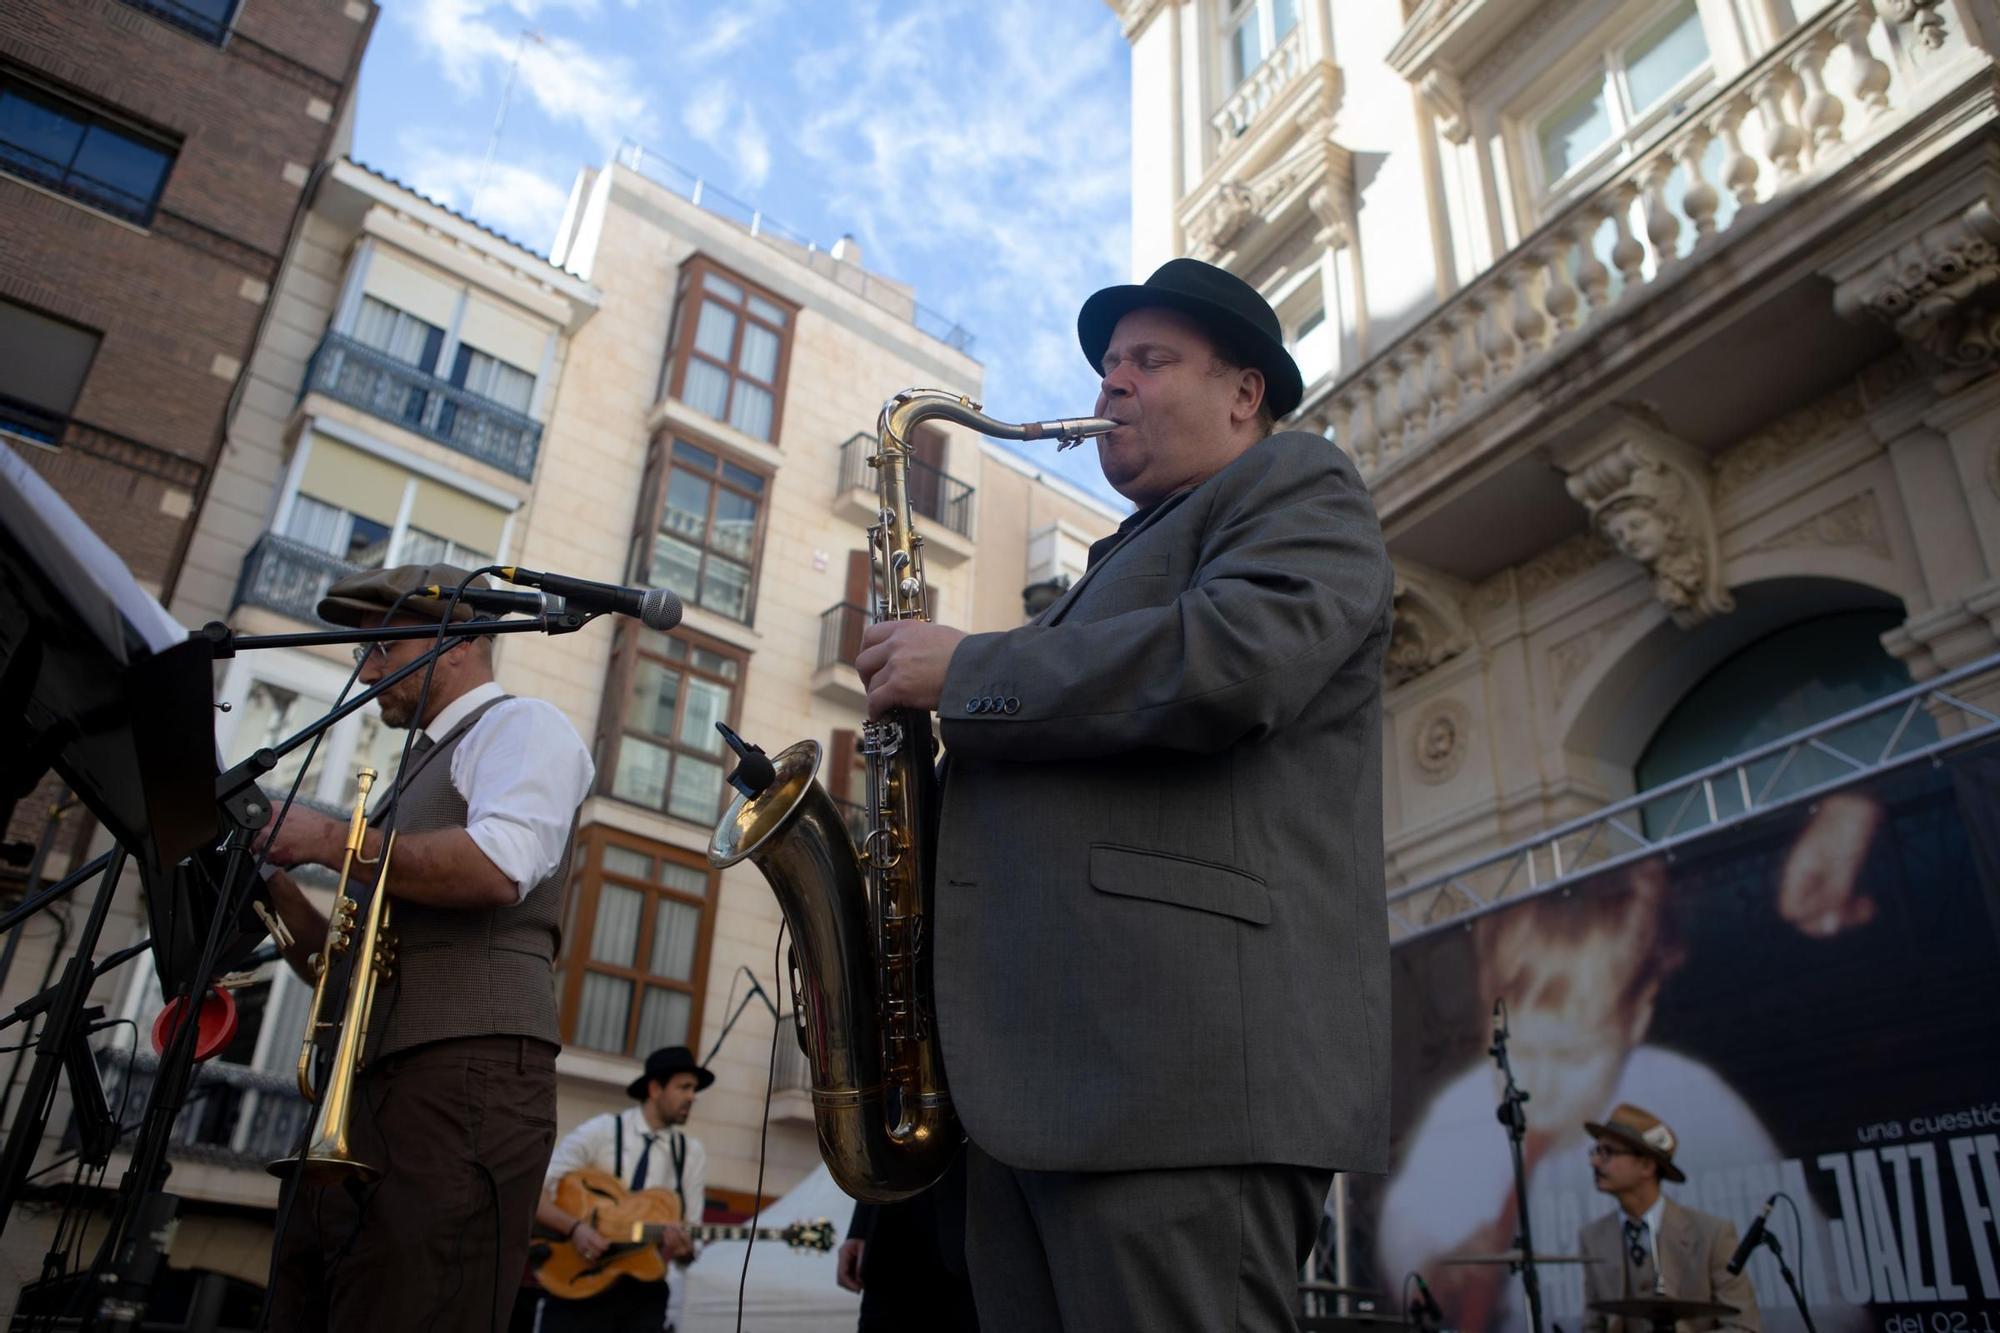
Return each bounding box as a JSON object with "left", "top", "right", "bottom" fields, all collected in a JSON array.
[
  {"left": 1037, "top": 417, "right": 1118, "bottom": 450},
  {"left": 717, "top": 722, "right": 777, "bottom": 798}
]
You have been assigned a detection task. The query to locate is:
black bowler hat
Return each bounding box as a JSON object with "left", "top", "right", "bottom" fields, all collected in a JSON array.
[
  {"left": 626, "top": 1045, "right": 716, "bottom": 1100},
  {"left": 1077, "top": 257, "right": 1304, "bottom": 420}
]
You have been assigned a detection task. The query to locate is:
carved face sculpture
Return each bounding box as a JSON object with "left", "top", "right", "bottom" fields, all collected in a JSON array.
[{"left": 1601, "top": 501, "right": 1669, "bottom": 564}]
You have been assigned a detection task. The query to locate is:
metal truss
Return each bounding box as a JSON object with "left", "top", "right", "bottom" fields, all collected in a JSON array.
[{"left": 1385, "top": 650, "right": 2000, "bottom": 941}]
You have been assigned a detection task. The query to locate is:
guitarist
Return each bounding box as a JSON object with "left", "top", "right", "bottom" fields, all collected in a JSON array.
[{"left": 535, "top": 1046, "right": 713, "bottom": 1332}]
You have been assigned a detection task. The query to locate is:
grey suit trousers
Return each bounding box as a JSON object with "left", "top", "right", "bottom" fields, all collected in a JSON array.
[{"left": 965, "top": 1144, "right": 1331, "bottom": 1332}]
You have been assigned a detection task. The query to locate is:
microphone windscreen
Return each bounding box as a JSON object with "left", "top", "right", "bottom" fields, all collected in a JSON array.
[{"left": 639, "top": 587, "right": 684, "bottom": 632}]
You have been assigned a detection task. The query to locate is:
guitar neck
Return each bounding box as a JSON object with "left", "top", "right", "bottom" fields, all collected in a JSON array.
[{"left": 684, "top": 1223, "right": 793, "bottom": 1243}]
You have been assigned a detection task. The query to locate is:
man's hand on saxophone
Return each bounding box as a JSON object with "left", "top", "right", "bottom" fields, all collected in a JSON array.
[{"left": 854, "top": 620, "right": 965, "bottom": 719}]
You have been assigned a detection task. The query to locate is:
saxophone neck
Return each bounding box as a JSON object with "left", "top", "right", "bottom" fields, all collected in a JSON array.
[{"left": 877, "top": 390, "right": 1116, "bottom": 454}]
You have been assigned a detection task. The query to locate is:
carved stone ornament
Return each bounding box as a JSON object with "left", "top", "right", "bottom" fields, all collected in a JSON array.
[
  {"left": 1187, "top": 181, "right": 1257, "bottom": 262},
  {"left": 1418, "top": 69, "right": 1471, "bottom": 145},
  {"left": 1108, "top": 0, "right": 1169, "bottom": 41},
  {"left": 1561, "top": 426, "right": 1734, "bottom": 628},
  {"left": 1387, "top": 563, "right": 1474, "bottom": 687},
  {"left": 1874, "top": 0, "right": 1950, "bottom": 51},
  {"left": 1833, "top": 196, "right": 2000, "bottom": 383},
  {"left": 1410, "top": 698, "right": 1472, "bottom": 785}
]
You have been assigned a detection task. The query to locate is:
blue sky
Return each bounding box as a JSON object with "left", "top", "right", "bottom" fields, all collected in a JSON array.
[{"left": 350, "top": 0, "right": 1134, "bottom": 506}]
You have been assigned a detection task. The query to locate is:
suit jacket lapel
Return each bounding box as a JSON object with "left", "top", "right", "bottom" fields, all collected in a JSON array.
[
  {"left": 1037, "top": 489, "right": 1193, "bottom": 628},
  {"left": 1658, "top": 1198, "right": 1700, "bottom": 1299}
]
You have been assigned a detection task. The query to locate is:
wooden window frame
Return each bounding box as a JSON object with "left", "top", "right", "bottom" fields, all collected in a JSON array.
[
  {"left": 657, "top": 255, "right": 798, "bottom": 445},
  {"left": 595, "top": 617, "right": 751, "bottom": 828},
  {"left": 630, "top": 428, "right": 773, "bottom": 626},
  {"left": 558, "top": 826, "right": 719, "bottom": 1059}
]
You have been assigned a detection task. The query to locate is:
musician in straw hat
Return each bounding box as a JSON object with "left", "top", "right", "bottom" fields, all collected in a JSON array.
[{"left": 1581, "top": 1103, "right": 1761, "bottom": 1331}]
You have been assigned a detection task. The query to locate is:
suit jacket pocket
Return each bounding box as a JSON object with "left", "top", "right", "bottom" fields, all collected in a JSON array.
[{"left": 1088, "top": 844, "right": 1270, "bottom": 925}]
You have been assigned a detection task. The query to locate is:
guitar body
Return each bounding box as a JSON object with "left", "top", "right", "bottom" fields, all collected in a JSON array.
[{"left": 541, "top": 1168, "right": 682, "bottom": 1300}]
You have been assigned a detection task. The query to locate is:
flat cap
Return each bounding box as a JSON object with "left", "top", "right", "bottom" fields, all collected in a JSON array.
[{"left": 317, "top": 562, "right": 492, "bottom": 627}]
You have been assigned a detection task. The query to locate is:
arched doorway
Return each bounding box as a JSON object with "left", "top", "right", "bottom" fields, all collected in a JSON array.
[{"left": 1635, "top": 609, "right": 1935, "bottom": 836}]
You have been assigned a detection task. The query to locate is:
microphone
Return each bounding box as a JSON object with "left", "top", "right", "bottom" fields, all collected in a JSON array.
[
  {"left": 1410, "top": 1273, "right": 1444, "bottom": 1328},
  {"left": 423, "top": 585, "right": 550, "bottom": 617},
  {"left": 716, "top": 722, "right": 776, "bottom": 798},
  {"left": 497, "top": 566, "right": 683, "bottom": 631},
  {"left": 1727, "top": 1195, "right": 1776, "bottom": 1275}
]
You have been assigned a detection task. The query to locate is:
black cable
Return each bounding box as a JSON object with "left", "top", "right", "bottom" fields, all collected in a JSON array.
[
  {"left": 1775, "top": 1190, "right": 1808, "bottom": 1303},
  {"left": 736, "top": 921, "right": 789, "bottom": 1333}
]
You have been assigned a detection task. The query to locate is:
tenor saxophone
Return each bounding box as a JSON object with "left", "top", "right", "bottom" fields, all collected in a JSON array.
[{"left": 710, "top": 390, "right": 1114, "bottom": 1201}]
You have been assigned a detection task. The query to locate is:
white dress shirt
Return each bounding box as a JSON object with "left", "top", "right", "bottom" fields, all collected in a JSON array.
[
  {"left": 1628, "top": 1193, "right": 1667, "bottom": 1281},
  {"left": 408, "top": 681, "right": 595, "bottom": 903},
  {"left": 543, "top": 1106, "right": 709, "bottom": 1233}
]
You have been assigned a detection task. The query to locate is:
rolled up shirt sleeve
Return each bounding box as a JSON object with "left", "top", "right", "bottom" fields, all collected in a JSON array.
[{"left": 449, "top": 697, "right": 595, "bottom": 902}]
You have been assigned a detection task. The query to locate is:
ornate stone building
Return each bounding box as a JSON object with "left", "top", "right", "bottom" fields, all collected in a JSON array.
[{"left": 1111, "top": 0, "right": 2000, "bottom": 892}]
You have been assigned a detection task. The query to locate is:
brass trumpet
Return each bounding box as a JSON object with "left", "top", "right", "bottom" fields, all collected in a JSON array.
[{"left": 268, "top": 767, "right": 397, "bottom": 1184}]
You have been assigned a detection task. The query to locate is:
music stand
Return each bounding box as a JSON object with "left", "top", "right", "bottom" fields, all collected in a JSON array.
[{"left": 0, "top": 449, "right": 241, "bottom": 1247}]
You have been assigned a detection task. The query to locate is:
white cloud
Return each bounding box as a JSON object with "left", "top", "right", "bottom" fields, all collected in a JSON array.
[
  {"left": 735, "top": 106, "right": 771, "bottom": 190},
  {"left": 398, "top": 137, "right": 575, "bottom": 253},
  {"left": 403, "top": 0, "right": 655, "bottom": 148}
]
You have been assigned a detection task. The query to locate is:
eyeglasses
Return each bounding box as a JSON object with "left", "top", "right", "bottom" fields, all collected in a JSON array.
[
  {"left": 350, "top": 642, "right": 388, "bottom": 667},
  {"left": 1588, "top": 1143, "right": 1635, "bottom": 1161}
]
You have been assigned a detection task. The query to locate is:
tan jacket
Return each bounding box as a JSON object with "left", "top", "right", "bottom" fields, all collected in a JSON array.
[{"left": 1580, "top": 1197, "right": 1762, "bottom": 1332}]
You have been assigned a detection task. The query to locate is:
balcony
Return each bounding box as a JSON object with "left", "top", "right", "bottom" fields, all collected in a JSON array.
[
  {"left": 234, "top": 532, "right": 363, "bottom": 624},
  {"left": 1212, "top": 24, "right": 1305, "bottom": 150},
  {"left": 303, "top": 333, "right": 542, "bottom": 480},
  {"left": 85, "top": 1052, "right": 310, "bottom": 1174},
  {"left": 1310, "top": 0, "right": 1994, "bottom": 579},
  {"left": 834, "top": 433, "right": 975, "bottom": 565},
  {"left": 812, "top": 601, "right": 868, "bottom": 709}
]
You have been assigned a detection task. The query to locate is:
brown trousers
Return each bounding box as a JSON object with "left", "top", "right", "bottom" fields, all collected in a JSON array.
[{"left": 270, "top": 1035, "right": 558, "bottom": 1333}]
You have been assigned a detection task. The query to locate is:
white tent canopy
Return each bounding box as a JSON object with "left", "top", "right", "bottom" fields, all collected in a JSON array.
[{"left": 681, "top": 1164, "right": 861, "bottom": 1333}]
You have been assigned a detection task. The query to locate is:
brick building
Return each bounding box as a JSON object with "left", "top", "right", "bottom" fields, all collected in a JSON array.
[{"left": 0, "top": 0, "right": 374, "bottom": 597}]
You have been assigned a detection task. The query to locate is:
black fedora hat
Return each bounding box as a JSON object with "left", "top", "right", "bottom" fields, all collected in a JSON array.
[
  {"left": 626, "top": 1045, "right": 716, "bottom": 1100},
  {"left": 318, "top": 562, "right": 492, "bottom": 628},
  {"left": 1077, "top": 257, "right": 1304, "bottom": 420}
]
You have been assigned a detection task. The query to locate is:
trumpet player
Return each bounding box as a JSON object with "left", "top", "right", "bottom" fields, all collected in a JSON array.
[
  {"left": 258, "top": 563, "right": 594, "bottom": 1333},
  {"left": 854, "top": 259, "right": 1394, "bottom": 1332}
]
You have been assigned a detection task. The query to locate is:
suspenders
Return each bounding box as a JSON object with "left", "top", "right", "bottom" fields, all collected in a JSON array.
[{"left": 610, "top": 1111, "right": 687, "bottom": 1214}]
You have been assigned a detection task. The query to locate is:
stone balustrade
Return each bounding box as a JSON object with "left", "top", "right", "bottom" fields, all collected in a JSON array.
[
  {"left": 1326, "top": 0, "right": 1907, "bottom": 480},
  {"left": 1212, "top": 24, "right": 1305, "bottom": 149}
]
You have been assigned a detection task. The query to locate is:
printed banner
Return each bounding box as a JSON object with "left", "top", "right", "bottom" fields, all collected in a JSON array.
[{"left": 1356, "top": 743, "right": 2000, "bottom": 1331}]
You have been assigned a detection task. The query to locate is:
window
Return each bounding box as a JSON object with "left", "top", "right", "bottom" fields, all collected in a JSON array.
[
  {"left": 638, "top": 438, "right": 766, "bottom": 624},
  {"left": 561, "top": 831, "right": 716, "bottom": 1058},
  {"left": 0, "top": 298, "right": 97, "bottom": 445},
  {"left": 353, "top": 296, "right": 445, "bottom": 373},
  {"left": 283, "top": 494, "right": 393, "bottom": 567},
  {"left": 604, "top": 625, "right": 743, "bottom": 826},
  {"left": 1226, "top": 0, "right": 1299, "bottom": 89},
  {"left": 1534, "top": 2, "right": 1710, "bottom": 188},
  {"left": 659, "top": 261, "right": 794, "bottom": 444},
  {"left": 450, "top": 345, "right": 534, "bottom": 415},
  {"left": 116, "top": 0, "right": 241, "bottom": 46},
  {"left": 399, "top": 528, "right": 491, "bottom": 571},
  {"left": 0, "top": 68, "right": 176, "bottom": 225}
]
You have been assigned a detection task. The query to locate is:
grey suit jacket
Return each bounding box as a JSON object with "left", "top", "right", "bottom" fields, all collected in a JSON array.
[
  {"left": 933, "top": 430, "right": 1393, "bottom": 1174},
  {"left": 1580, "top": 1198, "right": 1762, "bottom": 1332}
]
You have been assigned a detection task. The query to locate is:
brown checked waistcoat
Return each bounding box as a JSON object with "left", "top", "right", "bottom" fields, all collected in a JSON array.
[{"left": 362, "top": 695, "right": 577, "bottom": 1063}]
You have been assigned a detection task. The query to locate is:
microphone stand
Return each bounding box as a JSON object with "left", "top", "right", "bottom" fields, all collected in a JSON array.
[
  {"left": 703, "top": 966, "right": 782, "bottom": 1068},
  {"left": 1490, "top": 999, "right": 1546, "bottom": 1333},
  {"left": 1752, "top": 1223, "right": 1818, "bottom": 1333}
]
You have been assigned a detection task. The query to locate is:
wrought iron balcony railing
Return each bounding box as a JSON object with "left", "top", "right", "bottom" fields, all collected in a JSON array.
[
  {"left": 303, "top": 332, "right": 542, "bottom": 480},
  {"left": 115, "top": 0, "right": 239, "bottom": 45},
  {"left": 235, "top": 532, "right": 363, "bottom": 624},
  {"left": 1327, "top": 0, "right": 1929, "bottom": 483},
  {"left": 818, "top": 601, "right": 867, "bottom": 673},
  {"left": 836, "top": 433, "right": 975, "bottom": 539},
  {"left": 84, "top": 1050, "right": 310, "bottom": 1173}
]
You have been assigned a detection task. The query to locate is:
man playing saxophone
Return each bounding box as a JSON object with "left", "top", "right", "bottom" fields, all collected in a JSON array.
[
  {"left": 258, "top": 564, "right": 594, "bottom": 1333},
  {"left": 855, "top": 258, "right": 1393, "bottom": 1330}
]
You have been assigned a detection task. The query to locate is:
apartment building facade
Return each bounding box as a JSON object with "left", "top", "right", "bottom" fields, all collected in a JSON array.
[{"left": 1112, "top": 0, "right": 2000, "bottom": 891}]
